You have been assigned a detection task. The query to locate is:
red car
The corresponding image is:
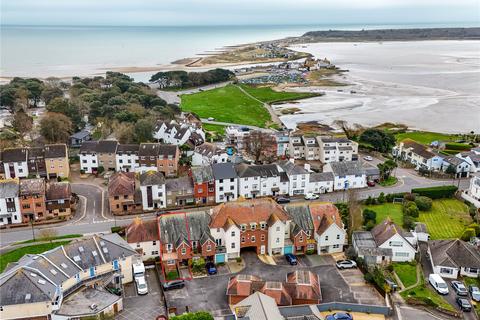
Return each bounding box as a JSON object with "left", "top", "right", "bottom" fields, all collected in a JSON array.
[{"left": 367, "top": 181, "right": 375, "bottom": 187}]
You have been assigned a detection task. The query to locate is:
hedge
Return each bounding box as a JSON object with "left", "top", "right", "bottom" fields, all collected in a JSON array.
[
  {"left": 411, "top": 186, "right": 458, "bottom": 199},
  {"left": 444, "top": 143, "right": 471, "bottom": 151}
]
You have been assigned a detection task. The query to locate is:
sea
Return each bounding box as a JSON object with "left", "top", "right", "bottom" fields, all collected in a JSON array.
[{"left": 1, "top": 22, "right": 478, "bottom": 82}]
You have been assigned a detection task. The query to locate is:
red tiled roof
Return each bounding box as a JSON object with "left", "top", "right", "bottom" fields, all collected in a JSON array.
[
  {"left": 126, "top": 218, "right": 159, "bottom": 243},
  {"left": 210, "top": 198, "right": 289, "bottom": 229},
  {"left": 308, "top": 203, "right": 342, "bottom": 235},
  {"left": 108, "top": 172, "right": 135, "bottom": 197}
]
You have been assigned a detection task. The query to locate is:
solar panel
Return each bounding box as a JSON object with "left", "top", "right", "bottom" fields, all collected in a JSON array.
[
  {"left": 102, "top": 247, "right": 109, "bottom": 254},
  {"left": 73, "top": 255, "right": 81, "bottom": 262},
  {"left": 25, "top": 294, "right": 31, "bottom": 301},
  {"left": 61, "top": 263, "right": 68, "bottom": 269},
  {"left": 100, "top": 241, "right": 105, "bottom": 246},
  {"left": 79, "top": 246, "right": 84, "bottom": 253},
  {"left": 92, "top": 250, "right": 98, "bottom": 257},
  {"left": 30, "top": 273, "right": 37, "bottom": 277},
  {"left": 38, "top": 279, "right": 46, "bottom": 285},
  {"left": 50, "top": 269, "right": 57, "bottom": 275}
]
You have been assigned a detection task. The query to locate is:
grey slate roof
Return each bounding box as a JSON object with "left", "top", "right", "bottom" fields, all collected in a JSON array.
[
  {"left": 320, "top": 136, "right": 350, "bottom": 143},
  {"left": 285, "top": 204, "right": 314, "bottom": 233},
  {"left": 116, "top": 144, "right": 139, "bottom": 154},
  {"left": 139, "top": 143, "right": 160, "bottom": 157},
  {"left": 165, "top": 176, "right": 193, "bottom": 191},
  {"left": 70, "top": 130, "right": 90, "bottom": 140},
  {"left": 277, "top": 160, "right": 308, "bottom": 175},
  {"left": 309, "top": 172, "right": 334, "bottom": 182},
  {"left": 328, "top": 161, "right": 365, "bottom": 176},
  {"left": 159, "top": 211, "right": 211, "bottom": 246},
  {"left": 191, "top": 166, "right": 214, "bottom": 183},
  {"left": 0, "top": 180, "right": 19, "bottom": 198},
  {"left": 212, "top": 162, "right": 238, "bottom": 180},
  {"left": 44, "top": 144, "right": 67, "bottom": 158},
  {"left": 28, "top": 147, "right": 45, "bottom": 159},
  {"left": 414, "top": 222, "right": 428, "bottom": 233},
  {"left": 365, "top": 167, "right": 380, "bottom": 177},
  {"left": 353, "top": 231, "right": 377, "bottom": 248},
  {"left": 158, "top": 145, "right": 178, "bottom": 157},
  {"left": 234, "top": 292, "right": 284, "bottom": 320},
  {"left": 2, "top": 148, "right": 27, "bottom": 162},
  {"left": 80, "top": 141, "right": 98, "bottom": 154},
  {"left": 0, "top": 269, "right": 55, "bottom": 305},
  {"left": 443, "top": 156, "right": 466, "bottom": 167},
  {"left": 235, "top": 163, "right": 279, "bottom": 178},
  {"left": 96, "top": 140, "right": 118, "bottom": 153},
  {"left": 139, "top": 171, "right": 165, "bottom": 186},
  {"left": 429, "top": 239, "right": 480, "bottom": 269}
]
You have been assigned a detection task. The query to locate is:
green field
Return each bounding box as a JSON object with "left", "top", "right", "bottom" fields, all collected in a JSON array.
[
  {"left": 363, "top": 199, "right": 471, "bottom": 239},
  {"left": 15, "top": 234, "right": 82, "bottom": 245},
  {"left": 181, "top": 85, "right": 271, "bottom": 127},
  {"left": 0, "top": 241, "right": 71, "bottom": 273},
  {"left": 401, "top": 284, "right": 455, "bottom": 311},
  {"left": 363, "top": 203, "right": 403, "bottom": 226},
  {"left": 393, "top": 263, "right": 417, "bottom": 288},
  {"left": 395, "top": 131, "right": 459, "bottom": 145},
  {"left": 239, "top": 84, "right": 318, "bottom": 104},
  {"left": 203, "top": 123, "right": 226, "bottom": 135},
  {"left": 417, "top": 199, "right": 471, "bottom": 239}
]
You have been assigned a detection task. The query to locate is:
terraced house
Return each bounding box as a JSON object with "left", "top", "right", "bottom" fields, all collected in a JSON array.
[
  {"left": 19, "top": 178, "right": 46, "bottom": 223},
  {"left": 0, "top": 234, "right": 138, "bottom": 320},
  {"left": 1, "top": 147, "right": 29, "bottom": 179},
  {"left": 108, "top": 172, "right": 142, "bottom": 215},
  {"left": 235, "top": 163, "right": 288, "bottom": 198},
  {"left": 0, "top": 179, "right": 21, "bottom": 226},
  {"left": 45, "top": 182, "right": 73, "bottom": 218},
  {"left": 44, "top": 144, "right": 70, "bottom": 178}
]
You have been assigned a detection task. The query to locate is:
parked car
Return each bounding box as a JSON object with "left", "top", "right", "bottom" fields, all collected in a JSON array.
[
  {"left": 363, "top": 156, "right": 373, "bottom": 161},
  {"left": 451, "top": 281, "right": 468, "bottom": 296},
  {"left": 162, "top": 280, "right": 185, "bottom": 291},
  {"left": 325, "top": 312, "right": 353, "bottom": 320},
  {"left": 469, "top": 285, "right": 480, "bottom": 302},
  {"left": 205, "top": 262, "right": 217, "bottom": 275},
  {"left": 367, "top": 180, "right": 375, "bottom": 187},
  {"left": 456, "top": 297, "right": 472, "bottom": 312},
  {"left": 385, "top": 278, "right": 398, "bottom": 291},
  {"left": 304, "top": 193, "right": 319, "bottom": 200},
  {"left": 429, "top": 274, "right": 449, "bottom": 295},
  {"left": 275, "top": 196, "right": 291, "bottom": 204},
  {"left": 207, "top": 117, "right": 215, "bottom": 121},
  {"left": 285, "top": 253, "right": 298, "bottom": 265},
  {"left": 135, "top": 276, "right": 148, "bottom": 295},
  {"left": 336, "top": 260, "right": 357, "bottom": 269}
]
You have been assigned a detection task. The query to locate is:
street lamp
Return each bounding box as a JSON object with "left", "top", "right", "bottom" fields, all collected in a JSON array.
[{"left": 29, "top": 213, "right": 35, "bottom": 241}]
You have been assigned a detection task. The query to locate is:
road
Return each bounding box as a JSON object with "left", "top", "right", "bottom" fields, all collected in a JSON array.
[{"left": 0, "top": 171, "right": 471, "bottom": 246}]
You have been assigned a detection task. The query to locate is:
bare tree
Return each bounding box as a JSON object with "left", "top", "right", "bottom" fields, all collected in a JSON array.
[{"left": 243, "top": 131, "right": 277, "bottom": 163}]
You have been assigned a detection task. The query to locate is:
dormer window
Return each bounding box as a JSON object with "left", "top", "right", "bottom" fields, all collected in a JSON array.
[
  {"left": 250, "top": 223, "right": 256, "bottom": 231},
  {"left": 260, "top": 222, "right": 267, "bottom": 230},
  {"left": 240, "top": 224, "right": 246, "bottom": 232}
]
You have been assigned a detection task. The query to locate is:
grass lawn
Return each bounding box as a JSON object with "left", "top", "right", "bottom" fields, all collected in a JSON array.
[
  {"left": 363, "top": 203, "right": 403, "bottom": 226},
  {"left": 393, "top": 263, "right": 417, "bottom": 288},
  {"left": 0, "top": 241, "right": 71, "bottom": 273},
  {"left": 417, "top": 199, "right": 471, "bottom": 239},
  {"left": 239, "top": 84, "right": 318, "bottom": 104},
  {"left": 379, "top": 176, "right": 398, "bottom": 187},
  {"left": 15, "top": 234, "right": 82, "bottom": 245},
  {"left": 202, "top": 123, "right": 226, "bottom": 135},
  {"left": 400, "top": 284, "right": 455, "bottom": 312},
  {"left": 395, "top": 131, "right": 459, "bottom": 145},
  {"left": 181, "top": 84, "right": 271, "bottom": 127}
]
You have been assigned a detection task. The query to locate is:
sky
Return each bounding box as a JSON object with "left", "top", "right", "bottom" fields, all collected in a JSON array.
[{"left": 1, "top": 0, "right": 479, "bottom": 26}]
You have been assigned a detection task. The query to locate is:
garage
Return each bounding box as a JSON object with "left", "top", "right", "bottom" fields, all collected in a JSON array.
[
  {"left": 215, "top": 253, "right": 226, "bottom": 264},
  {"left": 284, "top": 245, "right": 294, "bottom": 254}
]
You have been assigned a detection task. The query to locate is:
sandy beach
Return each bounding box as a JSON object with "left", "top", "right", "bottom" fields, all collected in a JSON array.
[{"left": 280, "top": 40, "right": 480, "bottom": 133}]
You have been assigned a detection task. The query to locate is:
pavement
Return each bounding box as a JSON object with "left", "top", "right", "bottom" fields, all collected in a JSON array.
[
  {"left": 164, "top": 251, "right": 385, "bottom": 316},
  {"left": 116, "top": 268, "right": 166, "bottom": 320}
]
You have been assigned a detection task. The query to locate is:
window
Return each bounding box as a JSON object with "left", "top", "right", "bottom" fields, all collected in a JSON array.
[
  {"left": 166, "top": 244, "right": 173, "bottom": 252},
  {"left": 440, "top": 268, "right": 453, "bottom": 274},
  {"left": 261, "top": 235, "right": 265, "bottom": 241},
  {"left": 333, "top": 244, "right": 340, "bottom": 249},
  {"left": 389, "top": 241, "right": 403, "bottom": 247},
  {"left": 325, "top": 236, "right": 329, "bottom": 241},
  {"left": 136, "top": 243, "right": 141, "bottom": 248},
  {"left": 231, "top": 231, "right": 235, "bottom": 237},
  {"left": 206, "top": 245, "right": 212, "bottom": 252},
  {"left": 276, "top": 226, "right": 280, "bottom": 232},
  {"left": 230, "top": 178, "right": 234, "bottom": 182},
  {"left": 181, "top": 247, "right": 186, "bottom": 255},
  {"left": 151, "top": 250, "right": 159, "bottom": 255},
  {"left": 276, "top": 238, "right": 280, "bottom": 244},
  {"left": 240, "top": 225, "right": 246, "bottom": 232},
  {"left": 336, "top": 234, "right": 340, "bottom": 240},
  {"left": 250, "top": 223, "right": 256, "bottom": 231},
  {"left": 231, "top": 243, "right": 235, "bottom": 249},
  {"left": 251, "top": 236, "right": 256, "bottom": 242},
  {"left": 241, "top": 237, "right": 245, "bottom": 243},
  {"left": 152, "top": 241, "right": 156, "bottom": 245},
  {"left": 219, "top": 187, "right": 224, "bottom": 191},
  {"left": 299, "top": 236, "right": 303, "bottom": 242},
  {"left": 395, "top": 252, "right": 409, "bottom": 257},
  {"left": 167, "top": 260, "right": 175, "bottom": 265},
  {"left": 260, "top": 222, "right": 266, "bottom": 230}
]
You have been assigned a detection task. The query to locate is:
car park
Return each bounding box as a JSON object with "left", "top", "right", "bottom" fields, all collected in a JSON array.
[
  {"left": 335, "top": 260, "right": 357, "bottom": 269},
  {"left": 456, "top": 297, "right": 472, "bottom": 312},
  {"left": 363, "top": 156, "right": 373, "bottom": 161},
  {"left": 304, "top": 193, "right": 319, "bottom": 200},
  {"left": 285, "top": 253, "right": 298, "bottom": 265},
  {"left": 205, "top": 262, "right": 217, "bottom": 275},
  {"left": 162, "top": 280, "right": 185, "bottom": 291},
  {"left": 275, "top": 196, "right": 290, "bottom": 204},
  {"left": 325, "top": 312, "right": 353, "bottom": 320},
  {"left": 428, "top": 274, "right": 449, "bottom": 295},
  {"left": 135, "top": 276, "right": 149, "bottom": 295},
  {"left": 469, "top": 285, "right": 480, "bottom": 302},
  {"left": 451, "top": 281, "right": 468, "bottom": 296}
]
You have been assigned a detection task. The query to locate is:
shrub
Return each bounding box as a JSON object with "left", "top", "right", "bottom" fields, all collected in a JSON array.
[
  {"left": 365, "top": 220, "right": 376, "bottom": 231},
  {"left": 468, "top": 223, "right": 480, "bottom": 236},
  {"left": 80, "top": 169, "right": 85, "bottom": 174},
  {"left": 444, "top": 143, "right": 471, "bottom": 151},
  {"left": 403, "top": 215, "right": 416, "bottom": 230},
  {"left": 403, "top": 201, "right": 419, "bottom": 218},
  {"left": 365, "top": 196, "right": 374, "bottom": 205},
  {"left": 404, "top": 193, "right": 416, "bottom": 201},
  {"left": 469, "top": 205, "right": 478, "bottom": 220},
  {"left": 306, "top": 249, "right": 315, "bottom": 255},
  {"left": 411, "top": 185, "right": 458, "bottom": 199},
  {"left": 111, "top": 226, "right": 124, "bottom": 235},
  {"left": 386, "top": 192, "right": 406, "bottom": 203},
  {"left": 97, "top": 166, "right": 105, "bottom": 174},
  {"left": 415, "top": 196, "right": 433, "bottom": 211},
  {"left": 461, "top": 228, "right": 476, "bottom": 241},
  {"left": 191, "top": 257, "right": 206, "bottom": 273},
  {"left": 363, "top": 208, "right": 377, "bottom": 225},
  {"left": 166, "top": 270, "right": 179, "bottom": 281},
  {"left": 236, "top": 257, "right": 242, "bottom": 263},
  {"left": 377, "top": 192, "right": 386, "bottom": 204}
]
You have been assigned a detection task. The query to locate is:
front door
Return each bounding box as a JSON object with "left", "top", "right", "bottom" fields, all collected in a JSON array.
[{"left": 260, "top": 245, "right": 266, "bottom": 255}]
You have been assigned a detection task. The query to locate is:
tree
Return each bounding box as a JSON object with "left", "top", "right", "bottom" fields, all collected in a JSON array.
[
  {"left": 12, "top": 110, "right": 33, "bottom": 136},
  {"left": 0, "top": 85, "right": 17, "bottom": 110},
  {"left": 377, "top": 159, "right": 397, "bottom": 181},
  {"left": 42, "top": 86, "right": 63, "bottom": 105},
  {"left": 243, "top": 131, "right": 277, "bottom": 163},
  {"left": 171, "top": 311, "right": 214, "bottom": 320},
  {"left": 40, "top": 112, "right": 72, "bottom": 143},
  {"left": 359, "top": 129, "right": 396, "bottom": 153},
  {"left": 134, "top": 118, "right": 154, "bottom": 143},
  {"left": 445, "top": 164, "right": 456, "bottom": 176}
]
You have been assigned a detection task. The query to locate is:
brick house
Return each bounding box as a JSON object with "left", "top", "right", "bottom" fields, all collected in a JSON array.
[
  {"left": 158, "top": 211, "right": 215, "bottom": 272},
  {"left": 44, "top": 144, "right": 70, "bottom": 178},
  {"left": 138, "top": 143, "right": 161, "bottom": 173},
  {"left": 227, "top": 270, "right": 321, "bottom": 306},
  {"left": 96, "top": 140, "right": 118, "bottom": 171},
  {"left": 45, "top": 182, "right": 72, "bottom": 218},
  {"left": 157, "top": 145, "right": 179, "bottom": 177},
  {"left": 108, "top": 172, "right": 141, "bottom": 215},
  {"left": 165, "top": 176, "right": 194, "bottom": 207},
  {"left": 27, "top": 147, "right": 47, "bottom": 178},
  {"left": 19, "top": 178, "right": 46, "bottom": 223},
  {"left": 190, "top": 166, "right": 215, "bottom": 205}
]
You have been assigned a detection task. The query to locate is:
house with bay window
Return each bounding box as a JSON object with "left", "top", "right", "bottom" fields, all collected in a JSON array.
[{"left": 428, "top": 239, "right": 480, "bottom": 279}]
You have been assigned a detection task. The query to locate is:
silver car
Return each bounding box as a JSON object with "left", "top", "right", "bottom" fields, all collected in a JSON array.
[
  {"left": 469, "top": 285, "right": 480, "bottom": 302},
  {"left": 336, "top": 260, "right": 357, "bottom": 269}
]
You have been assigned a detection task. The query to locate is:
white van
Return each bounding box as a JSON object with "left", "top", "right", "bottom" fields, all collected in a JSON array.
[{"left": 429, "top": 274, "right": 449, "bottom": 295}]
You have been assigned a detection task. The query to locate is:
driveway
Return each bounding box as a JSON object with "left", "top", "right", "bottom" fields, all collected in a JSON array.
[
  {"left": 116, "top": 268, "right": 166, "bottom": 320},
  {"left": 164, "top": 252, "right": 385, "bottom": 316}
]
